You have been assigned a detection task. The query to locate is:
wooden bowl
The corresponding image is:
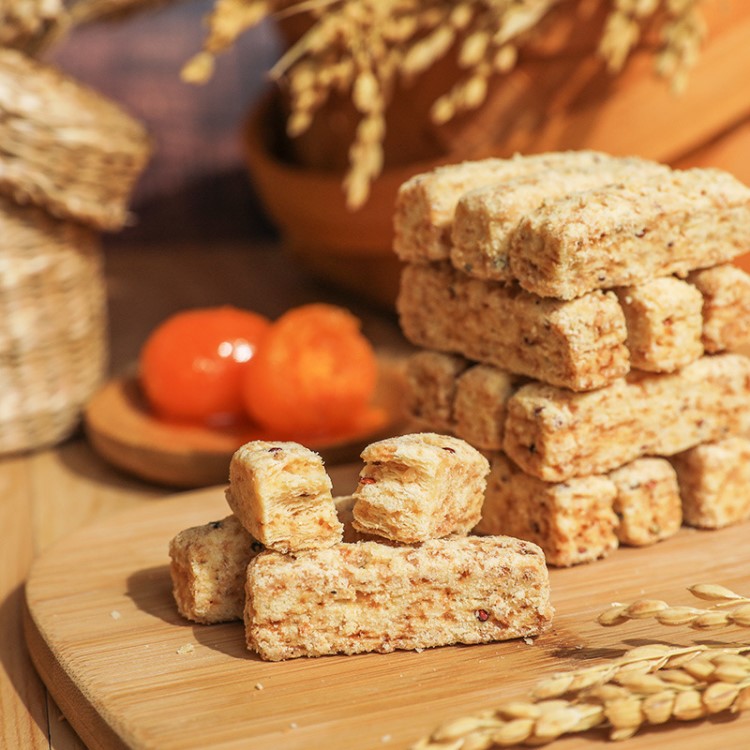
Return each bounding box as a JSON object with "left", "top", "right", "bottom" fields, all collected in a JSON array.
[{"left": 84, "top": 356, "right": 408, "bottom": 489}]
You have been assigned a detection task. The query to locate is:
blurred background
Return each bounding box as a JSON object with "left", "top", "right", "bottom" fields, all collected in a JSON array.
[{"left": 48, "top": 0, "right": 281, "bottom": 246}]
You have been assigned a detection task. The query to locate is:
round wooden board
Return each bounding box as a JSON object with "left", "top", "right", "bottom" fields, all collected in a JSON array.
[{"left": 24, "top": 477, "right": 750, "bottom": 750}]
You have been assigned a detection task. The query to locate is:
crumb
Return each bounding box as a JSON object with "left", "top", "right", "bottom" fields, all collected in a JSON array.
[
  {"left": 110, "top": 610, "right": 121, "bottom": 620},
  {"left": 176, "top": 643, "right": 194, "bottom": 655},
  {"left": 381, "top": 734, "right": 392, "bottom": 743},
  {"left": 523, "top": 636, "right": 534, "bottom": 645},
  {"left": 289, "top": 722, "right": 298, "bottom": 730},
  {"left": 254, "top": 682, "right": 264, "bottom": 691}
]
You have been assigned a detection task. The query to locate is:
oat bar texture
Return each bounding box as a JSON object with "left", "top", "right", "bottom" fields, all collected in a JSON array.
[
  {"left": 503, "top": 353, "right": 750, "bottom": 482},
  {"left": 169, "top": 515, "right": 261, "bottom": 624},
  {"left": 451, "top": 156, "right": 668, "bottom": 282},
  {"left": 509, "top": 168, "right": 750, "bottom": 300},
  {"left": 225, "top": 440, "right": 343, "bottom": 553},
  {"left": 475, "top": 452, "right": 619, "bottom": 567},
  {"left": 609, "top": 458, "right": 682, "bottom": 547},
  {"left": 397, "top": 261, "right": 629, "bottom": 391},
  {"left": 404, "top": 350, "right": 469, "bottom": 434},
  {"left": 615, "top": 276, "right": 704, "bottom": 372},
  {"left": 245, "top": 536, "right": 554, "bottom": 660},
  {"left": 671, "top": 437, "right": 750, "bottom": 529},
  {"left": 393, "top": 150, "right": 616, "bottom": 263},
  {"left": 352, "top": 433, "right": 489, "bottom": 543},
  {"left": 169, "top": 497, "right": 368, "bottom": 623},
  {"left": 404, "top": 350, "right": 520, "bottom": 450},
  {"left": 689, "top": 264, "right": 750, "bottom": 353},
  {"left": 476, "top": 453, "right": 682, "bottom": 564}
]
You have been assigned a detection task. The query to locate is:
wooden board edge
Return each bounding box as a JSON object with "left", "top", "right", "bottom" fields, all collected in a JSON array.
[{"left": 22, "top": 593, "right": 129, "bottom": 750}]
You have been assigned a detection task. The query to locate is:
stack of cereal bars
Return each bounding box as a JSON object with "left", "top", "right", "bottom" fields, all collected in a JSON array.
[
  {"left": 169, "top": 437, "right": 554, "bottom": 660},
  {"left": 395, "top": 151, "right": 750, "bottom": 567}
]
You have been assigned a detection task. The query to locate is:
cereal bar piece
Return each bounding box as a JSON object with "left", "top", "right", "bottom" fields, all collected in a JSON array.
[
  {"left": 397, "top": 261, "right": 629, "bottom": 391},
  {"left": 169, "top": 515, "right": 262, "bottom": 624},
  {"left": 452, "top": 156, "right": 667, "bottom": 281},
  {"left": 245, "top": 536, "right": 554, "bottom": 660},
  {"left": 689, "top": 264, "right": 750, "bottom": 353},
  {"left": 475, "top": 452, "right": 619, "bottom": 567},
  {"left": 351, "top": 433, "right": 489, "bottom": 543},
  {"left": 615, "top": 277, "right": 704, "bottom": 372},
  {"left": 510, "top": 168, "right": 750, "bottom": 300},
  {"left": 453, "top": 364, "right": 518, "bottom": 450},
  {"left": 609, "top": 458, "right": 682, "bottom": 546},
  {"left": 672, "top": 437, "right": 750, "bottom": 529},
  {"left": 504, "top": 353, "right": 750, "bottom": 482},
  {"left": 225, "top": 440, "right": 343, "bottom": 553},
  {"left": 169, "top": 497, "right": 367, "bottom": 624},
  {"left": 404, "top": 350, "right": 469, "bottom": 433},
  {"left": 393, "top": 150, "right": 614, "bottom": 263}
]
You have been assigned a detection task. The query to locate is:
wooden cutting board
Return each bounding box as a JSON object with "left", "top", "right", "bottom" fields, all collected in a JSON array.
[{"left": 24, "top": 465, "right": 750, "bottom": 750}]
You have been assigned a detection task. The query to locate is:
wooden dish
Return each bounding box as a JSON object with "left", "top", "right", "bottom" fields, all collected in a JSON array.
[
  {"left": 24, "top": 482, "right": 750, "bottom": 749},
  {"left": 84, "top": 356, "right": 408, "bottom": 489}
]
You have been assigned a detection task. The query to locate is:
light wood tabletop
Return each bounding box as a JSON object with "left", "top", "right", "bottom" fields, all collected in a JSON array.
[{"left": 1, "top": 238, "right": 408, "bottom": 749}]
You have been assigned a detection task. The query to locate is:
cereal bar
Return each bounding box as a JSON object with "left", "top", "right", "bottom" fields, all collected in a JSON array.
[
  {"left": 609, "top": 458, "right": 682, "bottom": 546},
  {"left": 475, "top": 452, "right": 619, "bottom": 567},
  {"left": 225, "top": 440, "right": 343, "bottom": 553},
  {"left": 453, "top": 364, "right": 519, "bottom": 450},
  {"left": 503, "top": 353, "right": 750, "bottom": 482},
  {"left": 689, "top": 264, "right": 750, "bottom": 353},
  {"left": 169, "top": 497, "right": 369, "bottom": 623},
  {"left": 615, "top": 276, "right": 704, "bottom": 372},
  {"left": 510, "top": 168, "right": 750, "bottom": 300},
  {"left": 671, "top": 437, "right": 750, "bottom": 529},
  {"left": 397, "top": 261, "right": 629, "bottom": 391},
  {"left": 169, "top": 515, "right": 261, "bottom": 624},
  {"left": 393, "top": 150, "right": 616, "bottom": 263},
  {"left": 404, "top": 350, "right": 469, "bottom": 434},
  {"left": 451, "top": 156, "right": 667, "bottom": 281},
  {"left": 351, "top": 433, "right": 489, "bottom": 543},
  {"left": 245, "top": 536, "right": 554, "bottom": 660}
]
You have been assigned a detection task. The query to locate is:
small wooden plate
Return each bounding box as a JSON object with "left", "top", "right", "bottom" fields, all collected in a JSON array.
[{"left": 84, "top": 356, "right": 408, "bottom": 489}]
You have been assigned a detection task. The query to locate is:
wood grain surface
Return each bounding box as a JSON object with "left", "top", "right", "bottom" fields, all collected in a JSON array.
[{"left": 24, "top": 468, "right": 750, "bottom": 750}]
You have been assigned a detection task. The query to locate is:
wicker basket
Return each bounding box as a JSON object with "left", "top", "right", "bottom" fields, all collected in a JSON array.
[
  {"left": 0, "top": 48, "right": 151, "bottom": 231},
  {"left": 0, "top": 0, "right": 65, "bottom": 52},
  {"left": 0, "top": 195, "right": 108, "bottom": 454}
]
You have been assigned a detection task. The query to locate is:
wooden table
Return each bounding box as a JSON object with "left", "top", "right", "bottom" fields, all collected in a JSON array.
[{"left": 1, "top": 239, "right": 407, "bottom": 749}]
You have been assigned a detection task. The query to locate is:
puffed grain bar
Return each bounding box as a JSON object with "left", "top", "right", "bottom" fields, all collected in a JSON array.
[
  {"left": 352, "top": 433, "right": 489, "bottom": 543},
  {"left": 169, "top": 497, "right": 369, "bottom": 624},
  {"left": 225, "top": 440, "right": 343, "bottom": 553},
  {"left": 689, "top": 264, "right": 750, "bottom": 353},
  {"left": 609, "top": 458, "right": 682, "bottom": 547},
  {"left": 453, "top": 363, "right": 519, "bottom": 450},
  {"left": 393, "top": 150, "right": 615, "bottom": 263},
  {"left": 503, "top": 353, "right": 750, "bottom": 482},
  {"left": 397, "top": 261, "right": 629, "bottom": 391},
  {"left": 615, "top": 276, "right": 704, "bottom": 373},
  {"left": 451, "top": 156, "right": 668, "bottom": 281},
  {"left": 510, "top": 168, "right": 750, "bottom": 300},
  {"left": 404, "top": 350, "right": 469, "bottom": 434},
  {"left": 475, "top": 452, "right": 619, "bottom": 567},
  {"left": 404, "top": 350, "right": 519, "bottom": 449},
  {"left": 245, "top": 536, "right": 554, "bottom": 660},
  {"left": 169, "top": 514, "right": 262, "bottom": 624},
  {"left": 671, "top": 436, "right": 750, "bottom": 529}
]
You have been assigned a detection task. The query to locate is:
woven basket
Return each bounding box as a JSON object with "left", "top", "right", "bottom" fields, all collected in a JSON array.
[
  {"left": 0, "top": 0, "right": 65, "bottom": 52},
  {"left": 0, "top": 48, "right": 151, "bottom": 231},
  {"left": 0, "top": 195, "right": 108, "bottom": 454}
]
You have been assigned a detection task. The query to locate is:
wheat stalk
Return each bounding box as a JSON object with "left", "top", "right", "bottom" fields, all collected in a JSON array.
[
  {"left": 183, "top": 1, "right": 707, "bottom": 208},
  {"left": 413, "top": 583, "right": 750, "bottom": 748},
  {"left": 598, "top": 583, "right": 750, "bottom": 630}
]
